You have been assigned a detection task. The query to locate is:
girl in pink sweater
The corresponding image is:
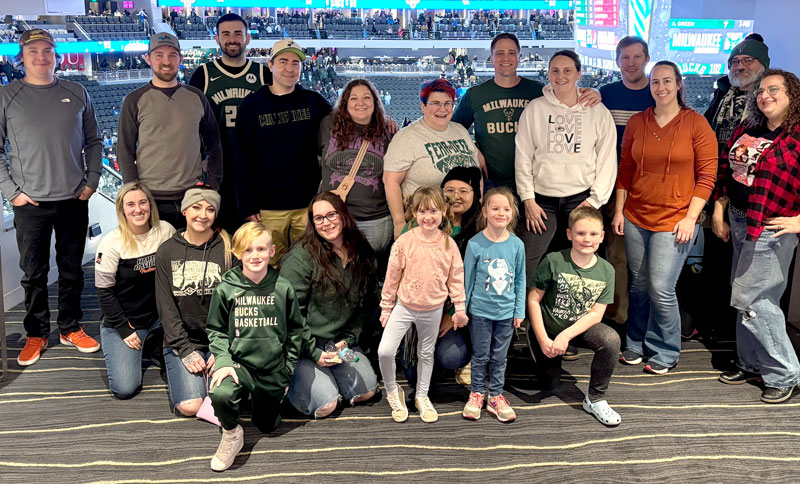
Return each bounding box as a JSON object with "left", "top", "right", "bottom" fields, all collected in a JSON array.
[{"left": 378, "top": 187, "right": 468, "bottom": 424}]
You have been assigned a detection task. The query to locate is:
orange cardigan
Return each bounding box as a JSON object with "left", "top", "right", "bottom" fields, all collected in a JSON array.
[{"left": 616, "top": 107, "right": 718, "bottom": 232}]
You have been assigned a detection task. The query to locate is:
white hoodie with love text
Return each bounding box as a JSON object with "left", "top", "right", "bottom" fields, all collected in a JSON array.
[{"left": 514, "top": 85, "right": 617, "bottom": 208}]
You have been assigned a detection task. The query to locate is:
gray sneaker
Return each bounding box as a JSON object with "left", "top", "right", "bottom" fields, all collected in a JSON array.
[{"left": 210, "top": 424, "right": 244, "bottom": 472}]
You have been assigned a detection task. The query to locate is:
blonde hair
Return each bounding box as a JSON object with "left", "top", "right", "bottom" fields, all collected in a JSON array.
[
  {"left": 231, "top": 222, "right": 273, "bottom": 259},
  {"left": 115, "top": 182, "right": 161, "bottom": 254},
  {"left": 218, "top": 228, "right": 233, "bottom": 270},
  {"left": 478, "top": 187, "right": 519, "bottom": 232},
  {"left": 406, "top": 186, "right": 453, "bottom": 248}
]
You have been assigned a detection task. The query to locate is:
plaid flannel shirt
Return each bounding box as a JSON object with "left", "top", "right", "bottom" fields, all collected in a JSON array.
[{"left": 715, "top": 122, "right": 800, "bottom": 241}]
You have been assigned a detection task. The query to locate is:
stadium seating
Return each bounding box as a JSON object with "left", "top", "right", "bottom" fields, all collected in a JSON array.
[{"left": 68, "top": 15, "right": 147, "bottom": 41}]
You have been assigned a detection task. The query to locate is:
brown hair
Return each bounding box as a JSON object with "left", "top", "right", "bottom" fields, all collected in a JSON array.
[
  {"left": 331, "top": 78, "right": 391, "bottom": 151},
  {"left": 406, "top": 186, "right": 454, "bottom": 248},
  {"left": 478, "top": 187, "right": 518, "bottom": 232},
  {"left": 745, "top": 68, "right": 800, "bottom": 132},
  {"left": 568, "top": 205, "right": 604, "bottom": 229},
  {"left": 650, "top": 60, "right": 687, "bottom": 109},
  {"left": 615, "top": 36, "right": 649, "bottom": 61},
  {"left": 298, "top": 191, "right": 376, "bottom": 304}
]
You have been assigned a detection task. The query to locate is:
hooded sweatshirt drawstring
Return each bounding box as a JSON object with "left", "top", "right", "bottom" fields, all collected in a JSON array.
[{"left": 641, "top": 109, "right": 685, "bottom": 177}]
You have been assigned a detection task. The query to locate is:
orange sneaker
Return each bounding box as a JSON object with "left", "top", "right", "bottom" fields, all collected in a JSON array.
[
  {"left": 60, "top": 329, "right": 100, "bottom": 353},
  {"left": 17, "top": 337, "right": 48, "bottom": 366}
]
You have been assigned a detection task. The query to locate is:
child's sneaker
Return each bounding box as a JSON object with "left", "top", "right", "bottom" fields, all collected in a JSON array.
[
  {"left": 462, "top": 392, "right": 484, "bottom": 420},
  {"left": 414, "top": 396, "right": 438, "bottom": 423},
  {"left": 582, "top": 396, "right": 621, "bottom": 426},
  {"left": 619, "top": 350, "right": 643, "bottom": 365},
  {"left": 60, "top": 328, "right": 100, "bottom": 353},
  {"left": 210, "top": 424, "right": 244, "bottom": 472},
  {"left": 487, "top": 394, "right": 516, "bottom": 422},
  {"left": 455, "top": 363, "right": 472, "bottom": 385},
  {"left": 386, "top": 386, "right": 409, "bottom": 423},
  {"left": 17, "top": 336, "right": 48, "bottom": 366}
]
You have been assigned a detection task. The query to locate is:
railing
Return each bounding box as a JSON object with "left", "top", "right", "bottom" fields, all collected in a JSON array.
[
  {"left": 0, "top": 246, "right": 6, "bottom": 381},
  {"left": 93, "top": 69, "right": 153, "bottom": 82},
  {"left": 97, "top": 164, "right": 123, "bottom": 203}
]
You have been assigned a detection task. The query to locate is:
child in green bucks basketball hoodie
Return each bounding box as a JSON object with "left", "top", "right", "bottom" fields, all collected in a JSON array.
[{"left": 206, "top": 222, "right": 305, "bottom": 472}]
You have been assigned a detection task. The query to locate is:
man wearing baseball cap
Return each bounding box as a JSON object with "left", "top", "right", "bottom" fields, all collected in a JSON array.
[
  {"left": 118, "top": 32, "right": 222, "bottom": 229},
  {"left": 0, "top": 28, "right": 103, "bottom": 365},
  {"left": 232, "top": 38, "right": 331, "bottom": 266}
]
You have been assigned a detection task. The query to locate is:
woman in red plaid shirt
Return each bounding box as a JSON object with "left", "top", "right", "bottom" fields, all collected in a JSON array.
[{"left": 712, "top": 69, "right": 800, "bottom": 404}]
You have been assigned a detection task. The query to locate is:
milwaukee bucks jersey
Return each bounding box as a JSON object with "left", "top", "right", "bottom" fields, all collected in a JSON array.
[{"left": 201, "top": 59, "right": 267, "bottom": 134}]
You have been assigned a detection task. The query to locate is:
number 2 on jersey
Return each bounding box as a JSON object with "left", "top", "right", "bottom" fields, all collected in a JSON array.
[{"left": 224, "top": 105, "right": 238, "bottom": 128}]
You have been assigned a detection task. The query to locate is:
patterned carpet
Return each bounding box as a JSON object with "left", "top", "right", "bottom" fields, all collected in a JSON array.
[{"left": 2, "top": 267, "right": 800, "bottom": 483}]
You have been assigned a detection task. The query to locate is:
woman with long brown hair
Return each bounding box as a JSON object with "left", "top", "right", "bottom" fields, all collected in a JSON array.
[
  {"left": 319, "top": 78, "right": 394, "bottom": 257},
  {"left": 280, "top": 191, "right": 380, "bottom": 418}
]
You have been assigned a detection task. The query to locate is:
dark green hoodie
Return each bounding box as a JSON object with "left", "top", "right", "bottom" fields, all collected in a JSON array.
[
  {"left": 280, "top": 243, "right": 378, "bottom": 362},
  {"left": 206, "top": 266, "right": 304, "bottom": 385}
]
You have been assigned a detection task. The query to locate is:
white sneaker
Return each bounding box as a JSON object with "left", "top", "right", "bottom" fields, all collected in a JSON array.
[
  {"left": 414, "top": 395, "right": 439, "bottom": 423},
  {"left": 582, "top": 396, "right": 621, "bottom": 426},
  {"left": 210, "top": 424, "right": 244, "bottom": 471},
  {"left": 386, "top": 386, "right": 409, "bottom": 423}
]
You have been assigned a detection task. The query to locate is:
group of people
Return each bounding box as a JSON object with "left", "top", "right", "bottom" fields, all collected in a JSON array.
[{"left": 2, "top": 17, "right": 800, "bottom": 473}]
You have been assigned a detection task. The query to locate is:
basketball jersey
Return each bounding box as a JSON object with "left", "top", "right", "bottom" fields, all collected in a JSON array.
[{"left": 201, "top": 59, "right": 267, "bottom": 137}]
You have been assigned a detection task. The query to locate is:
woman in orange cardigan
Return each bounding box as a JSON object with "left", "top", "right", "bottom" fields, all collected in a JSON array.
[{"left": 611, "top": 61, "right": 717, "bottom": 375}]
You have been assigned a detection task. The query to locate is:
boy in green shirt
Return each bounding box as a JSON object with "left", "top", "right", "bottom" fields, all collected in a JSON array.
[
  {"left": 527, "top": 206, "right": 621, "bottom": 426},
  {"left": 206, "top": 222, "right": 305, "bottom": 471}
]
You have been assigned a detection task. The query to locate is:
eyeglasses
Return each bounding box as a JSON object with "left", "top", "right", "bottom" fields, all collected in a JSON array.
[
  {"left": 443, "top": 188, "right": 473, "bottom": 197},
  {"left": 729, "top": 56, "right": 756, "bottom": 68},
  {"left": 755, "top": 85, "right": 786, "bottom": 98},
  {"left": 312, "top": 211, "right": 339, "bottom": 225},
  {"left": 426, "top": 101, "right": 454, "bottom": 109}
]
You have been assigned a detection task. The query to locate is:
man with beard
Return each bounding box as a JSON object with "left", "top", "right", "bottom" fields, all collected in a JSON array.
[
  {"left": 597, "top": 36, "right": 655, "bottom": 325},
  {"left": 189, "top": 13, "right": 271, "bottom": 233},
  {"left": 702, "top": 34, "right": 770, "bottom": 341},
  {"left": 118, "top": 32, "right": 222, "bottom": 229},
  {"left": 705, "top": 34, "right": 769, "bottom": 154}
]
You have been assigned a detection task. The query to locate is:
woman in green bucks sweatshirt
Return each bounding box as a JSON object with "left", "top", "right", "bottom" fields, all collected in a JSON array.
[
  {"left": 205, "top": 222, "right": 305, "bottom": 472},
  {"left": 281, "top": 192, "right": 381, "bottom": 419}
]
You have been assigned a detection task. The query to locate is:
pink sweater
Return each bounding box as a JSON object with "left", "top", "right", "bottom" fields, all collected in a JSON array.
[{"left": 381, "top": 228, "right": 466, "bottom": 314}]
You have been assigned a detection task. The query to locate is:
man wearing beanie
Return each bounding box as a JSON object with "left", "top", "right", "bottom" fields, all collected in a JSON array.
[
  {"left": 118, "top": 32, "right": 222, "bottom": 230},
  {"left": 0, "top": 29, "right": 103, "bottom": 365},
  {"left": 700, "top": 34, "right": 769, "bottom": 343}
]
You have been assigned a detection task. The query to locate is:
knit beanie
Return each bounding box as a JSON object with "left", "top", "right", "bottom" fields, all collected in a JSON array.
[
  {"left": 181, "top": 187, "right": 221, "bottom": 212},
  {"left": 441, "top": 166, "right": 482, "bottom": 198},
  {"left": 729, "top": 39, "right": 770, "bottom": 69}
]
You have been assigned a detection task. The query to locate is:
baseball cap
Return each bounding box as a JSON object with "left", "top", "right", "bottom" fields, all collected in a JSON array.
[
  {"left": 148, "top": 32, "right": 181, "bottom": 53},
  {"left": 19, "top": 29, "right": 55, "bottom": 47},
  {"left": 271, "top": 38, "right": 305, "bottom": 61}
]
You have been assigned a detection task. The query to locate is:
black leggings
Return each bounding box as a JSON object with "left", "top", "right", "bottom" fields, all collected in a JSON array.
[{"left": 531, "top": 322, "right": 620, "bottom": 402}]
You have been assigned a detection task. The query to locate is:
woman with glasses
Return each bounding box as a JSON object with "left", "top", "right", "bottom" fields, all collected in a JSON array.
[
  {"left": 612, "top": 61, "right": 717, "bottom": 375},
  {"left": 515, "top": 50, "right": 617, "bottom": 288},
  {"left": 712, "top": 69, "right": 800, "bottom": 403},
  {"left": 384, "top": 78, "right": 480, "bottom": 237},
  {"left": 281, "top": 192, "right": 380, "bottom": 418},
  {"left": 319, "top": 79, "right": 395, "bottom": 257}
]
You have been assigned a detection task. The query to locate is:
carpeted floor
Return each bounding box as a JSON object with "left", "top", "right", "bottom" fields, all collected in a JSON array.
[{"left": 2, "top": 267, "right": 800, "bottom": 483}]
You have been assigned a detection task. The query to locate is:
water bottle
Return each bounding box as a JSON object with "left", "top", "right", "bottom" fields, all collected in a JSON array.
[{"left": 324, "top": 342, "right": 360, "bottom": 363}]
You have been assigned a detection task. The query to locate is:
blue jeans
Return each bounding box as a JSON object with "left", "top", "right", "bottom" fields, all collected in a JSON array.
[
  {"left": 101, "top": 321, "right": 162, "bottom": 399},
  {"left": 469, "top": 315, "right": 514, "bottom": 396},
  {"left": 729, "top": 210, "right": 800, "bottom": 388},
  {"left": 163, "top": 347, "right": 211, "bottom": 409},
  {"left": 287, "top": 347, "right": 378, "bottom": 417},
  {"left": 624, "top": 218, "right": 697, "bottom": 367}
]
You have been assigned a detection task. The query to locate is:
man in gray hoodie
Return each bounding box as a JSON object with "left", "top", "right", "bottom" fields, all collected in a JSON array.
[{"left": 0, "top": 29, "right": 103, "bottom": 366}]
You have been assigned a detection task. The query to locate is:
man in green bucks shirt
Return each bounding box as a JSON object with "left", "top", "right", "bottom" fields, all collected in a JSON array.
[{"left": 452, "top": 33, "right": 601, "bottom": 194}]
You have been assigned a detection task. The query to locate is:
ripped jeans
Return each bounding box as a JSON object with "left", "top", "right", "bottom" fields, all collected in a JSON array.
[{"left": 729, "top": 209, "right": 800, "bottom": 388}]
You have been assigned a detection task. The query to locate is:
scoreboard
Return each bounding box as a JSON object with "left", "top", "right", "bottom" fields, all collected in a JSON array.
[{"left": 575, "top": 0, "right": 619, "bottom": 28}]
